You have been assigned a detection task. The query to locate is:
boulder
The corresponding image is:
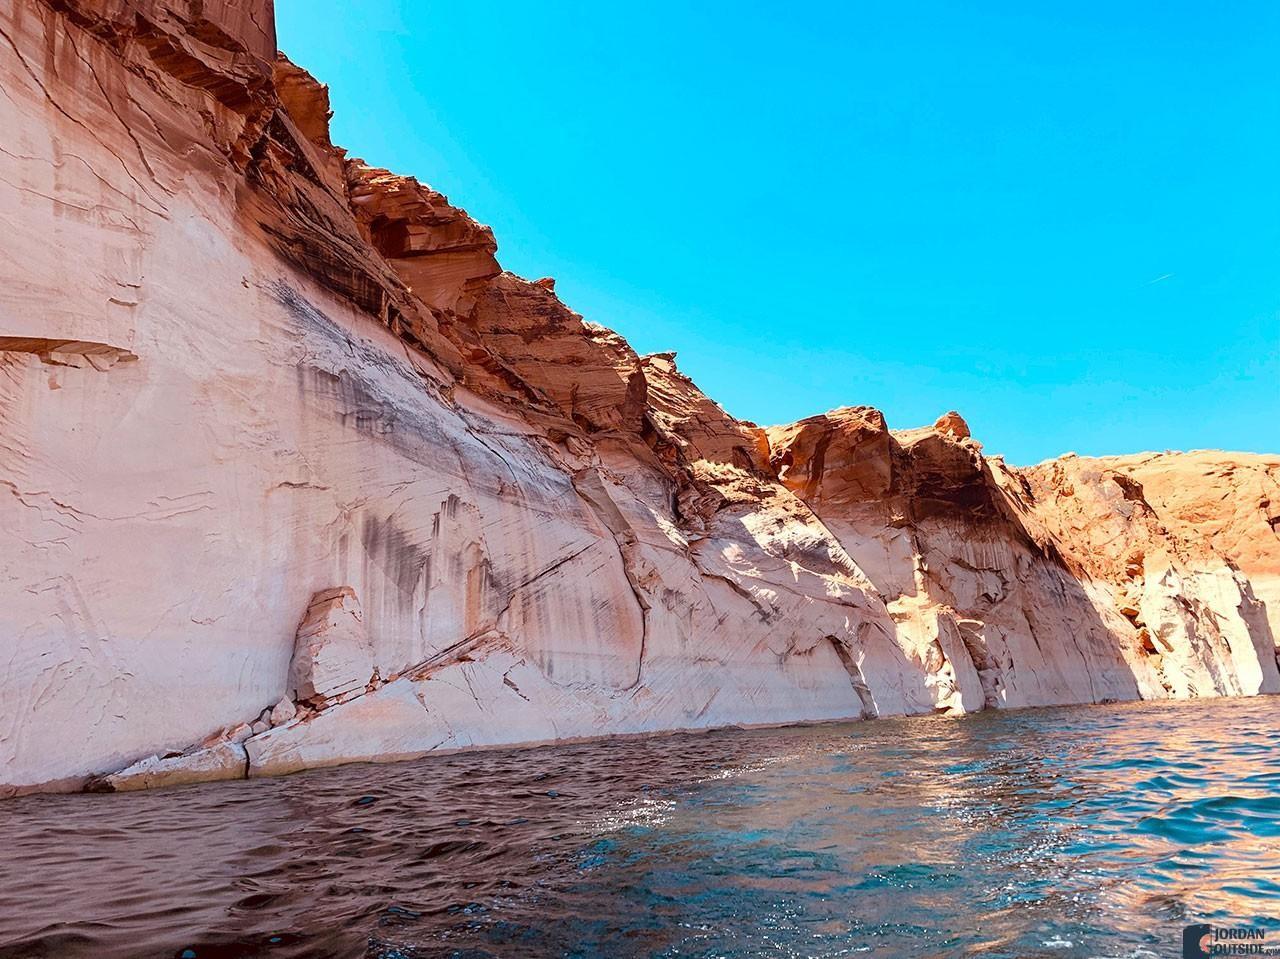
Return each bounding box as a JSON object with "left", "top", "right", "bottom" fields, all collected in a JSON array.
[{"left": 288, "top": 588, "right": 375, "bottom": 705}]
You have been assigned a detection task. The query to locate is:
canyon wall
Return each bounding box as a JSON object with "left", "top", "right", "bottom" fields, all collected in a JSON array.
[{"left": 1, "top": 0, "right": 1275, "bottom": 796}]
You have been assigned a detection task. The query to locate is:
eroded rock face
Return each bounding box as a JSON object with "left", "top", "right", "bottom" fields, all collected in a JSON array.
[
  {"left": 1017, "top": 454, "right": 1280, "bottom": 700},
  {"left": 1, "top": 0, "right": 1275, "bottom": 796},
  {"left": 767, "top": 413, "right": 1279, "bottom": 712},
  {"left": 289, "top": 587, "right": 374, "bottom": 704}
]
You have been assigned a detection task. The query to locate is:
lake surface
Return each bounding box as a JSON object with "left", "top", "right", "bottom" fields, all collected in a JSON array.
[{"left": 2, "top": 697, "right": 1278, "bottom": 958}]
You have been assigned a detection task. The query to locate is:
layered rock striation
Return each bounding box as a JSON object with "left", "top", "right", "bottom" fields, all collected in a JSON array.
[{"left": 1, "top": 0, "right": 1275, "bottom": 795}]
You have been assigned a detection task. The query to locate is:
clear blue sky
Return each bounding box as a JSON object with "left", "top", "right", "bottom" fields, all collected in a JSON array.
[{"left": 276, "top": 1, "right": 1278, "bottom": 464}]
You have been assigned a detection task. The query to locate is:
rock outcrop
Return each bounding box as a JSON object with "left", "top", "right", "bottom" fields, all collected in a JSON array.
[
  {"left": 767, "top": 411, "right": 1279, "bottom": 714},
  {"left": 1, "top": 0, "right": 1275, "bottom": 796},
  {"left": 288, "top": 586, "right": 375, "bottom": 704}
]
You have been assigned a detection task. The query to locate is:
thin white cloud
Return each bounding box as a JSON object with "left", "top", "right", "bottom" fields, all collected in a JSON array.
[{"left": 1143, "top": 272, "right": 1174, "bottom": 286}]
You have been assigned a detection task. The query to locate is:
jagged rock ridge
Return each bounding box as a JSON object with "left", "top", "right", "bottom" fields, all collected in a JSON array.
[{"left": 1, "top": 0, "right": 1275, "bottom": 795}]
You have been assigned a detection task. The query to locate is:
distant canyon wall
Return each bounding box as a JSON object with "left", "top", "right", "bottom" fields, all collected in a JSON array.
[{"left": 1, "top": 0, "right": 1276, "bottom": 795}]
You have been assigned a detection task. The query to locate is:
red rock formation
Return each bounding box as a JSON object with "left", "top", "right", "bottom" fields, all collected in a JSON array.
[
  {"left": 768, "top": 413, "right": 1278, "bottom": 711},
  {"left": 1, "top": 0, "right": 1274, "bottom": 795}
]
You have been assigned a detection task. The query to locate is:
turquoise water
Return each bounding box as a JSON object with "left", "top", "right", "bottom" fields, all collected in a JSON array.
[{"left": 2, "top": 697, "right": 1278, "bottom": 957}]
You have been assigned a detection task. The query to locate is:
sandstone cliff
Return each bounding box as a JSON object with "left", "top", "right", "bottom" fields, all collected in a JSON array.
[{"left": 1, "top": 0, "right": 1275, "bottom": 795}]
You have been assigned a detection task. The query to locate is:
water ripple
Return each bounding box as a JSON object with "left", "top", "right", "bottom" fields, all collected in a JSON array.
[{"left": 1, "top": 697, "right": 1278, "bottom": 957}]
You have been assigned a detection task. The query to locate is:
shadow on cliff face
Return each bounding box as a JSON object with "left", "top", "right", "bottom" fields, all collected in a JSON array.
[
  {"left": 916, "top": 451, "right": 1153, "bottom": 706},
  {"left": 768, "top": 412, "right": 1155, "bottom": 712},
  {"left": 904, "top": 441, "right": 1157, "bottom": 707},
  {"left": 275, "top": 280, "right": 453, "bottom": 464},
  {"left": 276, "top": 278, "right": 574, "bottom": 502}
]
